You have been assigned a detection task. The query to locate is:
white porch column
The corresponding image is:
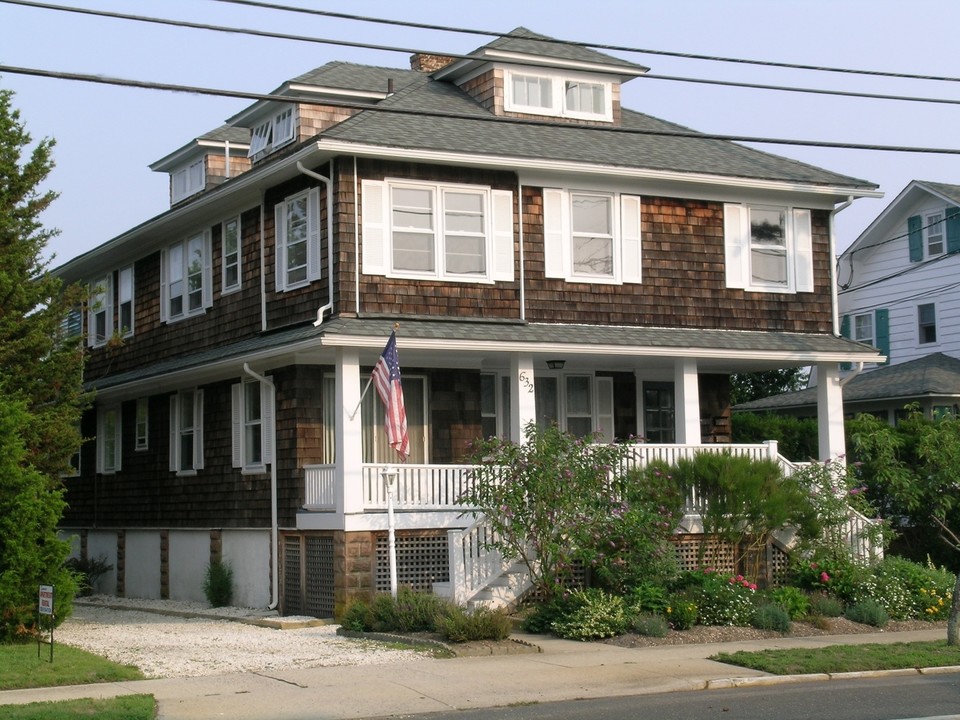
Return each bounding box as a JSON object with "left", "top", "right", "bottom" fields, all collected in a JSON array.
[
  {"left": 336, "top": 348, "right": 364, "bottom": 515},
  {"left": 816, "top": 362, "right": 846, "bottom": 462},
  {"left": 674, "top": 358, "right": 701, "bottom": 445},
  {"left": 509, "top": 353, "right": 537, "bottom": 443}
]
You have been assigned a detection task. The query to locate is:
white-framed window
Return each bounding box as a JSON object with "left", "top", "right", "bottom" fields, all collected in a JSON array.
[
  {"left": 248, "top": 106, "right": 296, "bottom": 159},
  {"left": 96, "top": 405, "right": 121, "bottom": 474},
  {"left": 853, "top": 312, "right": 874, "bottom": 346},
  {"left": 534, "top": 373, "right": 615, "bottom": 441},
  {"left": 222, "top": 216, "right": 242, "bottom": 293},
  {"left": 724, "top": 203, "right": 813, "bottom": 293},
  {"left": 480, "top": 372, "right": 511, "bottom": 440},
  {"left": 275, "top": 188, "right": 320, "bottom": 291},
  {"left": 171, "top": 158, "right": 205, "bottom": 204},
  {"left": 926, "top": 212, "right": 945, "bottom": 257},
  {"left": 504, "top": 69, "right": 613, "bottom": 122},
  {"left": 918, "top": 302, "right": 938, "bottom": 345},
  {"left": 161, "top": 231, "right": 213, "bottom": 322},
  {"left": 87, "top": 274, "right": 113, "bottom": 348},
  {"left": 135, "top": 397, "right": 149, "bottom": 451},
  {"left": 169, "top": 389, "right": 204, "bottom": 474},
  {"left": 231, "top": 378, "right": 274, "bottom": 473},
  {"left": 543, "top": 188, "right": 642, "bottom": 284},
  {"left": 361, "top": 179, "right": 514, "bottom": 283},
  {"left": 118, "top": 265, "right": 134, "bottom": 337}
]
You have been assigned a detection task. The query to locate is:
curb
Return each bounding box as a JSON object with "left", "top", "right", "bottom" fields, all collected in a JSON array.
[
  {"left": 706, "top": 664, "right": 960, "bottom": 690},
  {"left": 335, "top": 627, "right": 543, "bottom": 657}
]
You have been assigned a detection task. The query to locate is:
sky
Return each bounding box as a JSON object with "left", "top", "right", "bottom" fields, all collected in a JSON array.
[{"left": 2, "top": 0, "right": 959, "bottom": 268}]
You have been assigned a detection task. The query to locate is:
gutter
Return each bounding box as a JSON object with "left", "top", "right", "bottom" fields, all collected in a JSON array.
[
  {"left": 830, "top": 196, "right": 855, "bottom": 336},
  {"left": 243, "top": 363, "right": 279, "bottom": 611},
  {"left": 296, "top": 161, "right": 335, "bottom": 326}
]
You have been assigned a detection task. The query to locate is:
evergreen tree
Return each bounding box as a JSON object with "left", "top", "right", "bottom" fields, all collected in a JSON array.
[{"left": 0, "top": 86, "right": 88, "bottom": 640}]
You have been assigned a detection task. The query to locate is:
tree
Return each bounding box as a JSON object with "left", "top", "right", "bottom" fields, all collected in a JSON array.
[
  {"left": 730, "top": 368, "right": 808, "bottom": 406},
  {"left": 0, "top": 86, "right": 88, "bottom": 640},
  {"left": 850, "top": 409, "right": 960, "bottom": 646}
]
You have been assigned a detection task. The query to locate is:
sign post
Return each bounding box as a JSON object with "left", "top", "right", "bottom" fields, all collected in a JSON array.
[{"left": 38, "top": 584, "right": 54, "bottom": 662}]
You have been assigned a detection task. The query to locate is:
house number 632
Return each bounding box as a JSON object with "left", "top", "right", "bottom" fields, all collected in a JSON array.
[{"left": 518, "top": 372, "right": 534, "bottom": 393}]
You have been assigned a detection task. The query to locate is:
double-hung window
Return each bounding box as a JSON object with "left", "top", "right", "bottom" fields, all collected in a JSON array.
[
  {"left": 135, "top": 397, "right": 149, "bottom": 451},
  {"left": 169, "top": 389, "right": 204, "bottom": 474},
  {"left": 853, "top": 312, "right": 874, "bottom": 346},
  {"left": 543, "top": 188, "right": 642, "bottom": 284},
  {"left": 724, "top": 203, "right": 813, "bottom": 293},
  {"left": 96, "top": 405, "right": 121, "bottom": 474},
  {"left": 841, "top": 308, "right": 890, "bottom": 366},
  {"left": 918, "top": 303, "right": 938, "bottom": 344},
  {"left": 231, "top": 378, "right": 274, "bottom": 473},
  {"left": 275, "top": 188, "right": 320, "bottom": 291},
  {"left": 908, "top": 209, "right": 960, "bottom": 262},
  {"left": 222, "top": 216, "right": 241, "bottom": 293},
  {"left": 161, "top": 231, "right": 212, "bottom": 322},
  {"left": 361, "top": 179, "right": 514, "bottom": 283},
  {"left": 534, "top": 374, "right": 615, "bottom": 441},
  {"left": 88, "top": 274, "right": 113, "bottom": 347},
  {"left": 504, "top": 69, "right": 613, "bottom": 122},
  {"left": 926, "top": 212, "right": 945, "bottom": 257},
  {"left": 118, "top": 265, "right": 134, "bottom": 337}
]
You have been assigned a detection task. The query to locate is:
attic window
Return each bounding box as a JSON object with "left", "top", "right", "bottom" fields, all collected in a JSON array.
[
  {"left": 171, "top": 158, "right": 204, "bottom": 203},
  {"left": 504, "top": 69, "right": 612, "bottom": 121},
  {"left": 248, "top": 107, "right": 296, "bottom": 158}
]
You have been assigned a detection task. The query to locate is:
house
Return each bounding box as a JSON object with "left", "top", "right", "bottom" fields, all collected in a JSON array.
[
  {"left": 737, "top": 180, "right": 960, "bottom": 425},
  {"left": 55, "top": 28, "right": 882, "bottom": 615}
]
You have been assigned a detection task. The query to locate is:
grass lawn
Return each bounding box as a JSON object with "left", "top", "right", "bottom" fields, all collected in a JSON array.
[
  {"left": 0, "top": 643, "right": 144, "bottom": 691},
  {"left": 0, "top": 695, "right": 155, "bottom": 720},
  {"left": 711, "top": 641, "right": 960, "bottom": 675}
]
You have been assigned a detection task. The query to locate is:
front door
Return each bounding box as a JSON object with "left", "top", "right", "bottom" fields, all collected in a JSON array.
[{"left": 643, "top": 382, "right": 675, "bottom": 443}]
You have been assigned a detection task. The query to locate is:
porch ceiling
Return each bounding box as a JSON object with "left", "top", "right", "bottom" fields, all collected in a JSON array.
[{"left": 91, "top": 316, "right": 882, "bottom": 399}]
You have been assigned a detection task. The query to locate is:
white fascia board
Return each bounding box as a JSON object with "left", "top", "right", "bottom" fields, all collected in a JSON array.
[
  {"left": 316, "top": 139, "right": 882, "bottom": 203},
  {"left": 149, "top": 140, "right": 252, "bottom": 173},
  {"left": 286, "top": 83, "right": 389, "bottom": 101},
  {"left": 480, "top": 49, "right": 649, "bottom": 77},
  {"left": 317, "top": 333, "right": 883, "bottom": 364}
]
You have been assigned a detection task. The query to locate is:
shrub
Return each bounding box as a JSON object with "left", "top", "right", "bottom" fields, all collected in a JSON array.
[
  {"left": 807, "top": 592, "right": 843, "bottom": 618},
  {"left": 765, "top": 586, "right": 810, "bottom": 620},
  {"left": 550, "top": 588, "right": 628, "bottom": 640},
  {"left": 871, "top": 556, "right": 955, "bottom": 621},
  {"left": 845, "top": 599, "right": 889, "bottom": 628},
  {"left": 202, "top": 560, "right": 233, "bottom": 608},
  {"left": 521, "top": 596, "right": 570, "bottom": 634},
  {"left": 339, "top": 598, "right": 374, "bottom": 632},
  {"left": 436, "top": 605, "right": 512, "bottom": 642},
  {"left": 630, "top": 613, "right": 669, "bottom": 638},
  {"left": 624, "top": 582, "right": 669, "bottom": 616},
  {"left": 665, "top": 597, "right": 698, "bottom": 631},
  {"left": 66, "top": 554, "right": 113, "bottom": 597},
  {"left": 750, "top": 603, "right": 791, "bottom": 632},
  {"left": 674, "top": 569, "right": 757, "bottom": 626}
]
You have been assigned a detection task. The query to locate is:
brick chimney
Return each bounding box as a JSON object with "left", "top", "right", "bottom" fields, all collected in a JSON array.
[{"left": 409, "top": 53, "right": 456, "bottom": 73}]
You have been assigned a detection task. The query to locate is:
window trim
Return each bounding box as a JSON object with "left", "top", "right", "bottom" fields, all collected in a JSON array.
[
  {"left": 918, "top": 302, "right": 938, "bottom": 345},
  {"left": 231, "top": 378, "right": 274, "bottom": 474},
  {"left": 275, "top": 187, "right": 321, "bottom": 292},
  {"left": 96, "top": 405, "right": 121, "bottom": 475},
  {"left": 853, "top": 311, "right": 874, "bottom": 347},
  {"left": 504, "top": 68, "right": 613, "bottom": 122},
  {"left": 248, "top": 107, "right": 297, "bottom": 159},
  {"left": 135, "top": 397, "right": 149, "bottom": 451},
  {"left": 88, "top": 274, "right": 113, "bottom": 348},
  {"left": 160, "top": 231, "right": 213, "bottom": 323},
  {"left": 222, "top": 215, "right": 242, "bottom": 294},
  {"left": 171, "top": 158, "right": 205, "bottom": 204},
  {"left": 925, "top": 211, "right": 945, "bottom": 258},
  {"left": 169, "top": 389, "right": 204, "bottom": 476},
  {"left": 118, "top": 265, "right": 134, "bottom": 338},
  {"left": 724, "top": 203, "right": 813, "bottom": 294}
]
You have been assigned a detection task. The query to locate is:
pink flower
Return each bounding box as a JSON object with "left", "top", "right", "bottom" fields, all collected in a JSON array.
[{"left": 820, "top": 572, "right": 830, "bottom": 583}]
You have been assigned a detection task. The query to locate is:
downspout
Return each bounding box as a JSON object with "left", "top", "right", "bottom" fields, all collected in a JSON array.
[
  {"left": 224, "top": 141, "right": 231, "bottom": 179},
  {"left": 243, "top": 363, "right": 278, "bottom": 610},
  {"left": 353, "top": 156, "right": 360, "bottom": 315},
  {"left": 517, "top": 178, "right": 525, "bottom": 321},
  {"left": 259, "top": 189, "right": 267, "bottom": 332},
  {"left": 840, "top": 362, "right": 864, "bottom": 387},
  {"left": 830, "top": 196, "right": 855, "bottom": 336},
  {"left": 295, "top": 161, "right": 335, "bottom": 326}
]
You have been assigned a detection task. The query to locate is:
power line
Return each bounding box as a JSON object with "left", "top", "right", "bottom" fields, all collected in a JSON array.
[
  {"left": 838, "top": 247, "right": 960, "bottom": 296},
  {"left": 5, "top": 63, "right": 960, "bottom": 157},
  {"left": 5, "top": 0, "right": 960, "bottom": 108},
  {"left": 841, "top": 279, "right": 960, "bottom": 315},
  {"left": 212, "top": 0, "right": 960, "bottom": 85}
]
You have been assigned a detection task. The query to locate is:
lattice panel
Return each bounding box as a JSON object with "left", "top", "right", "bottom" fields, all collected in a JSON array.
[
  {"left": 769, "top": 543, "right": 790, "bottom": 585},
  {"left": 672, "top": 535, "right": 736, "bottom": 574},
  {"left": 305, "top": 535, "right": 335, "bottom": 618},
  {"left": 375, "top": 532, "right": 449, "bottom": 593},
  {"left": 282, "top": 535, "right": 302, "bottom": 616}
]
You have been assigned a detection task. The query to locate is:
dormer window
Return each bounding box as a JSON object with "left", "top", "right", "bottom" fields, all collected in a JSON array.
[
  {"left": 171, "top": 159, "right": 205, "bottom": 204},
  {"left": 504, "top": 69, "right": 612, "bottom": 122},
  {"left": 248, "top": 107, "right": 296, "bottom": 159}
]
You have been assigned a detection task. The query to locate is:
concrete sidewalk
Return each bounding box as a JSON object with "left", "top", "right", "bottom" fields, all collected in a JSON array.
[{"left": 1, "top": 627, "right": 956, "bottom": 719}]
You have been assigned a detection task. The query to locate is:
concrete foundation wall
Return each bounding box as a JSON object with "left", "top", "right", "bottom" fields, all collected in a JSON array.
[
  {"left": 124, "top": 531, "right": 162, "bottom": 599},
  {"left": 222, "top": 530, "right": 271, "bottom": 609},
  {"left": 169, "top": 531, "right": 211, "bottom": 603},
  {"left": 86, "top": 531, "right": 119, "bottom": 595}
]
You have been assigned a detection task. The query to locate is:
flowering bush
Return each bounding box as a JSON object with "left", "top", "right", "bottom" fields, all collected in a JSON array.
[
  {"left": 550, "top": 588, "right": 628, "bottom": 640},
  {"left": 664, "top": 598, "right": 698, "bottom": 630},
  {"left": 673, "top": 569, "right": 757, "bottom": 626},
  {"left": 871, "top": 556, "right": 955, "bottom": 621}
]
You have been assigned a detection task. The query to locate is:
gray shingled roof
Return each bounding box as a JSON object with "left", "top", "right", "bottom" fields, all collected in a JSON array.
[
  {"left": 920, "top": 181, "right": 960, "bottom": 205},
  {"left": 92, "top": 318, "right": 879, "bottom": 391},
  {"left": 735, "top": 352, "right": 960, "bottom": 411},
  {"left": 290, "top": 61, "right": 422, "bottom": 94},
  {"left": 199, "top": 125, "right": 251, "bottom": 144},
  {"left": 477, "top": 26, "right": 648, "bottom": 72},
  {"left": 320, "top": 64, "right": 874, "bottom": 190}
]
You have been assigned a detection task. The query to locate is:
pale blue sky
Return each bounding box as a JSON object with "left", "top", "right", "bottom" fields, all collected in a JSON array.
[{"left": 2, "top": 0, "right": 958, "bottom": 267}]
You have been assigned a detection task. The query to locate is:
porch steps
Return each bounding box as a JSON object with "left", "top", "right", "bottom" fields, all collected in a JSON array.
[{"left": 466, "top": 561, "right": 532, "bottom": 611}]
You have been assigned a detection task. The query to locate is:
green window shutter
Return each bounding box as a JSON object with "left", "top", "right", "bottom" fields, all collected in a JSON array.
[
  {"left": 840, "top": 314, "right": 851, "bottom": 371},
  {"left": 875, "top": 309, "right": 890, "bottom": 365},
  {"left": 946, "top": 207, "right": 960, "bottom": 254},
  {"left": 908, "top": 215, "right": 923, "bottom": 262}
]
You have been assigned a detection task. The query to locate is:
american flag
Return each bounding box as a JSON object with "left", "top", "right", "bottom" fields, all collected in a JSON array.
[{"left": 372, "top": 330, "right": 409, "bottom": 460}]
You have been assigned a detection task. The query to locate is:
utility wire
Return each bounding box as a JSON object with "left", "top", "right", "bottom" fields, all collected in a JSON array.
[
  {"left": 4, "top": 63, "right": 960, "bottom": 157},
  {"left": 838, "top": 247, "right": 960, "bottom": 295},
  {"left": 5, "top": 0, "right": 960, "bottom": 108},
  {"left": 841, "top": 278, "right": 960, "bottom": 316},
  {"left": 213, "top": 0, "right": 960, "bottom": 85}
]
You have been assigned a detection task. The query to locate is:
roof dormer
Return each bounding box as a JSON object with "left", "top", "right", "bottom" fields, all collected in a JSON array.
[{"left": 149, "top": 125, "right": 251, "bottom": 207}]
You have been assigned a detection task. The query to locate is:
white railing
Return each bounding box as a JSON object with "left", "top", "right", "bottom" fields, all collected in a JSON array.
[
  {"left": 361, "top": 463, "right": 475, "bottom": 510},
  {"left": 446, "top": 516, "right": 506, "bottom": 605},
  {"left": 303, "top": 464, "right": 336, "bottom": 510}
]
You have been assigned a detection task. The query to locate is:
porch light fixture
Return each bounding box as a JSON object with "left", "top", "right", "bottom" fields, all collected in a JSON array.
[{"left": 546, "top": 359, "right": 565, "bottom": 370}]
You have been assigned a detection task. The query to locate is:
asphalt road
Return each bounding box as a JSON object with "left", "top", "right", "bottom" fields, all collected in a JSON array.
[{"left": 369, "top": 674, "right": 960, "bottom": 720}]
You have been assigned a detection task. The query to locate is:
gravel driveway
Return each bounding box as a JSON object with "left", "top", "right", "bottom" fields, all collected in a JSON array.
[{"left": 57, "top": 596, "right": 428, "bottom": 679}]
